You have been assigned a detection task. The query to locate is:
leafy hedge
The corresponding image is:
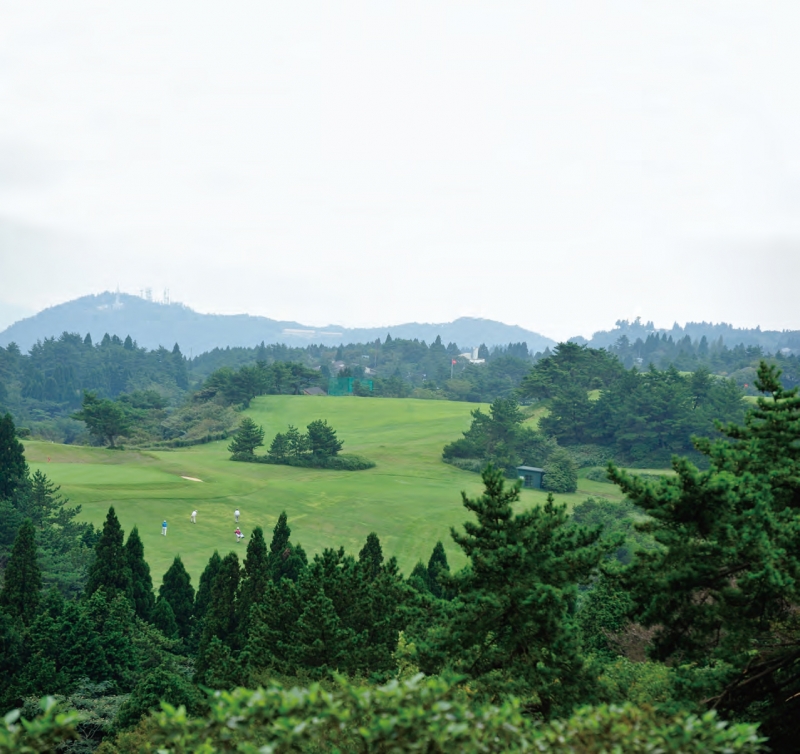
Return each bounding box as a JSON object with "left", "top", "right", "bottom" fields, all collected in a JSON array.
[{"left": 231, "top": 452, "right": 375, "bottom": 471}]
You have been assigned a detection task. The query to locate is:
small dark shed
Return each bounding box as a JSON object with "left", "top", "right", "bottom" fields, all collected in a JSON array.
[{"left": 517, "top": 466, "right": 544, "bottom": 489}]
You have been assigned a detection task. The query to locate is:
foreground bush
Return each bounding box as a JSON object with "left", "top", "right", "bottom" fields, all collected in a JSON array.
[
  {"left": 4, "top": 675, "right": 766, "bottom": 752},
  {"left": 129, "top": 674, "right": 762, "bottom": 753}
]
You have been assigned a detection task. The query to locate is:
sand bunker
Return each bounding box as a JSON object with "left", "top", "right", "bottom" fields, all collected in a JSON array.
[{"left": 181, "top": 476, "right": 203, "bottom": 482}]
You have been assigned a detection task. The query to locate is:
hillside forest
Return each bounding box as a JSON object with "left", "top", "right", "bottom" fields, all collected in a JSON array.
[
  {"left": 0, "top": 360, "right": 799, "bottom": 750},
  {"left": 0, "top": 327, "right": 798, "bottom": 465}
]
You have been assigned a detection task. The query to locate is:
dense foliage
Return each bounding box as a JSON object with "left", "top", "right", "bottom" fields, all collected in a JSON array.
[
  {"left": 0, "top": 334, "right": 188, "bottom": 442},
  {"left": 519, "top": 343, "right": 746, "bottom": 465},
  {"left": 613, "top": 361, "right": 800, "bottom": 749}
]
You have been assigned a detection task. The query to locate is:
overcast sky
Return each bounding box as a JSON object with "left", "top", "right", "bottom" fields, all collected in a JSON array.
[{"left": 2, "top": 2, "right": 800, "bottom": 340}]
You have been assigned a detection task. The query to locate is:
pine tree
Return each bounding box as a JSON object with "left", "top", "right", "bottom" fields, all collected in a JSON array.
[
  {"left": 358, "top": 532, "right": 384, "bottom": 581},
  {"left": 269, "top": 512, "right": 291, "bottom": 559},
  {"left": 227, "top": 417, "right": 265, "bottom": 458},
  {"left": 267, "top": 512, "right": 307, "bottom": 582},
  {"left": 85, "top": 507, "right": 133, "bottom": 601},
  {"left": 426, "top": 541, "right": 450, "bottom": 599},
  {"left": 195, "top": 552, "right": 241, "bottom": 683},
  {"left": 0, "top": 412, "right": 27, "bottom": 500},
  {"left": 420, "top": 464, "right": 611, "bottom": 715},
  {"left": 151, "top": 596, "right": 179, "bottom": 639},
  {"left": 0, "top": 520, "right": 41, "bottom": 624},
  {"left": 238, "top": 527, "right": 269, "bottom": 640},
  {"left": 125, "top": 527, "right": 155, "bottom": 621},
  {"left": 171, "top": 343, "right": 189, "bottom": 390},
  {"left": 408, "top": 561, "right": 430, "bottom": 592},
  {"left": 288, "top": 584, "right": 357, "bottom": 676},
  {"left": 306, "top": 419, "right": 343, "bottom": 462},
  {"left": 159, "top": 556, "right": 195, "bottom": 641},
  {"left": 267, "top": 432, "right": 289, "bottom": 462},
  {"left": 191, "top": 550, "right": 221, "bottom": 649},
  {"left": 614, "top": 362, "right": 800, "bottom": 746},
  {"left": 245, "top": 578, "right": 302, "bottom": 674}
]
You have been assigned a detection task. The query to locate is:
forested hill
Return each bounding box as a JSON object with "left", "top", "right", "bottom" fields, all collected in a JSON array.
[
  {"left": 583, "top": 316, "right": 800, "bottom": 354},
  {"left": 0, "top": 292, "right": 556, "bottom": 355}
]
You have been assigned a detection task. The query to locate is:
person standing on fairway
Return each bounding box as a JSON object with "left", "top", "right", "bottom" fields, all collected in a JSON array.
[
  {"left": 191, "top": 510, "right": 197, "bottom": 523},
  {"left": 235, "top": 527, "right": 243, "bottom": 542},
  {"left": 234, "top": 508, "right": 240, "bottom": 523},
  {"left": 162, "top": 520, "right": 168, "bottom": 536}
]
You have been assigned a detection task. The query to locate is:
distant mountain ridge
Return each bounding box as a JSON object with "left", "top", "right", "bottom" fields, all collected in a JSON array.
[{"left": 0, "top": 292, "right": 557, "bottom": 355}]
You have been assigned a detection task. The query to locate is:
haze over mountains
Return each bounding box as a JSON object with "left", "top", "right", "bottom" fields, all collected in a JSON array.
[{"left": 1, "top": 292, "right": 799, "bottom": 357}]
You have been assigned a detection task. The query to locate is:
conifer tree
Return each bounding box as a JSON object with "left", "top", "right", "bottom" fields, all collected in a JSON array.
[
  {"left": 238, "top": 526, "right": 269, "bottom": 640},
  {"left": 191, "top": 550, "right": 221, "bottom": 649},
  {"left": 420, "top": 464, "right": 610, "bottom": 715},
  {"left": 306, "top": 419, "right": 343, "bottom": 461},
  {"left": 269, "top": 512, "right": 291, "bottom": 558},
  {"left": 125, "top": 526, "right": 154, "bottom": 621},
  {"left": 85, "top": 507, "right": 133, "bottom": 601},
  {"left": 267, "top": 512, "right": 307, "bottom": 582},
  {"left": 20, "top": 470, "right": 86, "bottom": 543},
  {"left": 0, "top": 412, "right": 27, "bottom": 500},
  {"left": 245, "top": 578, "right": 302, "bottom": 674},
  {"left": 615, "top": 362, "right": 800, "bottom": 747},
  {"left": 159, "top": 556, "right": 195, "bottom": 641},
  {"left": 227, "top": 417, "right": 265, "bottom": 457},
  {"left": 358, "top": 532, "right": 383, "bottom": 581},
  {"left": 151, "top": 596, "right": 179, "bottom": 639},
  {"left": 196, "top": 552, "right": 241, "bottom": 682},
  {"left": 408, "top": 561, "right": 430, "bottom": 592},
  {"left": 426, "top": 541, "right": 450, "bottom": 599},
  {"left": 288, "top": 584, "right": 357, "bottom": 676},
  {"left": 0, "top": 519, "right": 41, "bottom": 624}
]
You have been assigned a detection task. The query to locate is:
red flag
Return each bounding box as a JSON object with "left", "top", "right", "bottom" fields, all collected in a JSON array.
[{"left": 452, "top": 359, "right": 457, "bottom": 365}]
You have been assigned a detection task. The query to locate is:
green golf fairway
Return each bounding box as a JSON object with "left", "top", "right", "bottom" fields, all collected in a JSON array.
[{"left": 24, "top": 396, "right": 624, "bottom": 583}]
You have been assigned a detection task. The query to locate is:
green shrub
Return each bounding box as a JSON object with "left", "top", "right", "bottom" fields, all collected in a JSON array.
[
  {"left": 583, "top": 466, "right": 613, "bottom": 483},
  {"left": 543, "top": 448, "right": 578, "bottom": 493},
  {"left": 140, "top": 675, "right": 765, "bottom": 753},
  {"left": 233, "top": 452, "right": 375, "bottom": 471},
  {"left": 6, "top": 677, "right": 767, "bottom": 753}
]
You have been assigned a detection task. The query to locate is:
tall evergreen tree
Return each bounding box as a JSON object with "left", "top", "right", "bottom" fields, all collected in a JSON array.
[
  {"left": 0, "top": 519, "right": 41, "bottom": 624},
  {"left": 195, "top": 552, "right": 241, "bottom": 683},
  {"left": 125, "top": 527, "right": 154, "bottom": 621},
  {"left": 287, "top": 584, "right": 358, "bottom": 676},
  {"left": 85, "top": 507, "right": 133, "bottom": 601},
  {"left": 267, "top": 512, "right": 307, "bottom": 582},
  {"left": 151, "top": 596, "right": 179, "bottom": 640},
  {"left": 245, "top": 578, "right": 302, "bottom": 674},
  {"left": 238, "top": 527, "right": 269, "bottom": 640},
  {"left": 358, "top": 532, "right": 384, "bottom": 581},
  {"left": 419, "top": 465, "right": 611, "bottom": 716},
  {"left": 615, "top": 362, "right": 800, "bottom": 747},
  {"left": 159, "top": 557, "right": 195, "bottom": 641},
  {"left": 305, "top": 419, "right": 343, "bottom": 461},
  {"left": 426, "top": 541, "right": 450, "bottom": 599},
  {"left": 0, "top": 412, "right": 27, "bottom": 500},
  {"left": 192, "top": 550, "right": 221, "bottom": 649},
  {"left": 227, "top": 417, "right": 265, "bottom": 457}
]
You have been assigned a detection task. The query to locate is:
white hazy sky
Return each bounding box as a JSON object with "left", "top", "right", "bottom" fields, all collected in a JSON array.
[{"left": 2, "top": 2, "right": 800, "bottom": 340}]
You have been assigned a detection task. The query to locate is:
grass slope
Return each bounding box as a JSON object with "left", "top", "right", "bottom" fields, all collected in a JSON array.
[{"left": 24, "top": 396, "right": 625, "bottom": 583}]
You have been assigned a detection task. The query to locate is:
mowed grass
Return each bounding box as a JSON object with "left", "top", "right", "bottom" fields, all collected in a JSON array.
[{"left": 24, "top": 396, "right": 629, "bottom": 583}]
